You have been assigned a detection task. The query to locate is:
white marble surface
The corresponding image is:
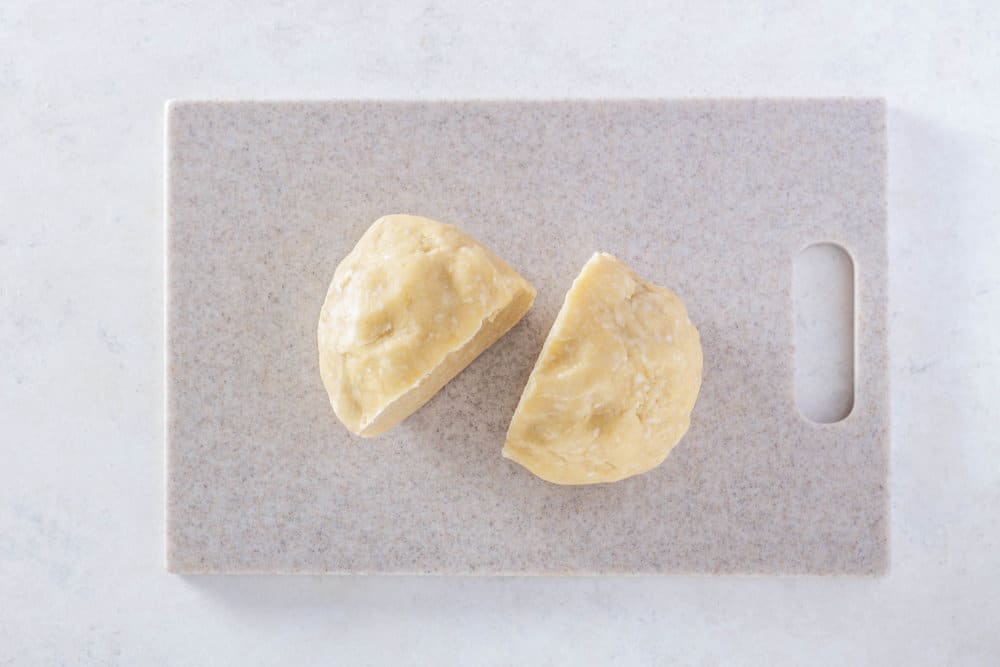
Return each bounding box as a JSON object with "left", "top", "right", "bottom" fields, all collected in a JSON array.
[{"left": 1, "top": 1, "right": 997, "bottom": 664}]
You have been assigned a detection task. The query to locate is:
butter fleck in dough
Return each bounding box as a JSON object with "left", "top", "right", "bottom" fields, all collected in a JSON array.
[
  {"left": 503, "top": 252, "right": 702, "bottom": 484},
  {"left": 318, "top": 214, "right": 536, "bottom": 437}
]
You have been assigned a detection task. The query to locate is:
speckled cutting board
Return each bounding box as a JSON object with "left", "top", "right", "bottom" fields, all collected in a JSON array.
[{"left": 165, "top": 99, "right": 887, "bottom": 575}]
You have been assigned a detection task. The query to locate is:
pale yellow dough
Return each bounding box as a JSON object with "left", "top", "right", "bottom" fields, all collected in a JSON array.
[
  {"left": 318, "top": 214, "right": 535, "bottom": 437},
  {"left": 503, "top": 253, "right": 702, "bottom": 484}
]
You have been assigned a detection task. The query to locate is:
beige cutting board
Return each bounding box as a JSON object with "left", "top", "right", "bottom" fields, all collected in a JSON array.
[{"left": 165, "top": 99, "right": 887, "bottom": 574}]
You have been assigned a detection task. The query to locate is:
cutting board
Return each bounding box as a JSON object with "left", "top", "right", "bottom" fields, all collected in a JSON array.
[{"left": 165, "top": 99, "right": 887, "bottom": 574}]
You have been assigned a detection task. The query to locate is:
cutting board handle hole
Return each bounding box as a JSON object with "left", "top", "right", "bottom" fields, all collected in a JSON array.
[{"left": 793, "top": 243, "right": 855, "bottom": 423}]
